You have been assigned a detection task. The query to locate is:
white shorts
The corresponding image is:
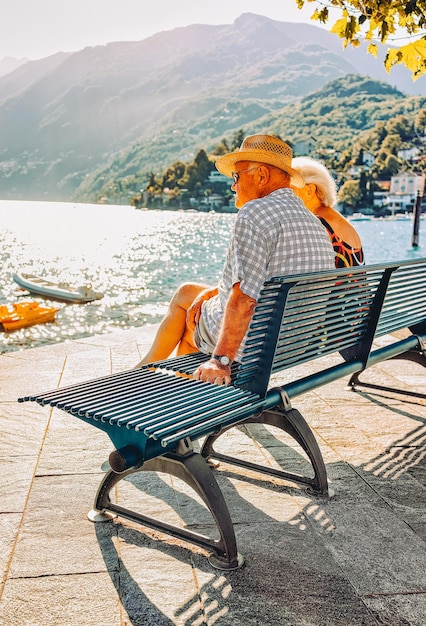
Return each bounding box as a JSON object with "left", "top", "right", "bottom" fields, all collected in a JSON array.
[{"left": 193, "top": 314, "right": 216, "bottom": 354}]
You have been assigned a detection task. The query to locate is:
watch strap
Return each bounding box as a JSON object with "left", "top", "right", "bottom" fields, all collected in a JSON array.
[{"left": 212, "top": 354, "right": 231, "bottom": 366}]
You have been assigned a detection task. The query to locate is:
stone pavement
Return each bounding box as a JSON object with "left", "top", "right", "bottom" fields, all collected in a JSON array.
[{"left": 0, "top": 325, "right": 425, "bottom": 626}]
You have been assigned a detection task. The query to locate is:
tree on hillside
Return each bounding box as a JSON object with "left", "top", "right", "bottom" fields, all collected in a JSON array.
[
  {"left": 338, "top": 179, "right": 363, "bottom": 210},
  {"left": 231, "top": 130, "right": 245, "bottom": 150},
  {"left": 415, "top": 108, "right": 426, "bottom": 135},
  {"left": 181, "top": 164, "right": 199, "bottom": 192},
  {"left": 162, "top": 161, "right": 186, "bottom": 190},
  {"left": 387, "top": 115, "right": 414, "bottom": 142},
  {"left": 296, "top": 0, "right": 426, "bottom": 79},
  {"left": 378, "top": 133, "right": 401, "bottom": 160},
  {"left": 383, "top": 153, "right": 401, "bottom": 176},
  {"left": 146, "top": 172, "right": 160, "bottom": 190},
  {"left": 212, "top": 139, "right": 230, "bottom": 156},
  {"left": 194, "top": 149, "right": 214, "bottom": 181}
]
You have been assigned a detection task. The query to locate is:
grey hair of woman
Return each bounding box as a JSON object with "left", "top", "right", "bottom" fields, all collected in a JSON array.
[{"left": 292, "top": 157, "right": 338, "bottom": 208}]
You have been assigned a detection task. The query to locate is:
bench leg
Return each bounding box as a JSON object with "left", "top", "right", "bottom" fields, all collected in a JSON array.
[
  {"left": 201, "top": 406, "right": 329, "bottom": 497},
  {"left": 88, "top": 450, "right": 244, "bottom": 570},
  {"left": 347, "top": 349, "right": 426, "bottom": 399}
]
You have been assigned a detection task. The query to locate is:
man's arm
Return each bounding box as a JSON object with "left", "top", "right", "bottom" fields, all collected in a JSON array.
[{"left": 193, "top": 282, "right": 256, "bottom": 385}]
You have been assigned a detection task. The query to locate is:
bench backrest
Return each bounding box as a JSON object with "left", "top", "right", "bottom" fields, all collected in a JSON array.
[{"left": 234, "top": 258, "right": 426, "bottom": 397}]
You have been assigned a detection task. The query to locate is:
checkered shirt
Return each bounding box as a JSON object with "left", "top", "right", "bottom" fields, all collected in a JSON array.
[{"left": 201, "top": 187, "right": 335, "bottom": 361}]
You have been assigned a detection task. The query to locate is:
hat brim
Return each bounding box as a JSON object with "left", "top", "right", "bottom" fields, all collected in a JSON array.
[{"left": 215, "top": 150, "right": 305, "bottom": 188}]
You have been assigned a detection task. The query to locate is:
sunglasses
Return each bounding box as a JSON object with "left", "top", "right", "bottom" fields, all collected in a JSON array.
[{"left": 231, "top": 167, "right": 259, "bottom": 184}]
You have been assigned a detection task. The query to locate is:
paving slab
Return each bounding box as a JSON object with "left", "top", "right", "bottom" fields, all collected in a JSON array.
[{"left": 0, "top": 325, "right": 425, "bottom": 625}]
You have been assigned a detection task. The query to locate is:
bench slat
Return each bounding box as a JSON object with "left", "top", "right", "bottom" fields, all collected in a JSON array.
[
  {"left": 20, "top": 367, "right": 145, "bottom": 404},
  {"left": 376, "top": 263, "right": 426, "bottom": 336},
  {"left": 159, "top": 397, "right": 266, "bottom": 447},
  {"left": 97, "top": 382, "right": 231, "bottom": 424}
]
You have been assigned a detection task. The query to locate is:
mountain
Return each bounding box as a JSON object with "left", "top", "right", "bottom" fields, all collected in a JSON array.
[
  {"left": 0, "top": 56, "right": 29, "bottom": 78},
  {"left": 0, "top": 13, "right": 424, "bottom": 201},
  {"left": 0, "top": 53, "right": 71, "bottom": 101}
]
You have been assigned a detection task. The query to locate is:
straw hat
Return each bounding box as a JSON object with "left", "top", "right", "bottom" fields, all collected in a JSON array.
[{"left": 215, "top": 134, "right": 305, "bottom": 188}]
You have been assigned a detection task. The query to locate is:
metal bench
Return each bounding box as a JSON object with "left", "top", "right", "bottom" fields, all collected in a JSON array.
[{"left": 19, "top": 258, "right": 426, "bottom": 569}]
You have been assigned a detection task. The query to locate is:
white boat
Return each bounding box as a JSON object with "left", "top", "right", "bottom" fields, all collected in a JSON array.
[
  {"left": 349, "top": 213, "right": 373, "bottom": 221},
  {"left": 393, "top": 213, "right": 412, "bottom": 221},
  {"left": 13, "top": 272, "right": 104, "bottom": 304}
]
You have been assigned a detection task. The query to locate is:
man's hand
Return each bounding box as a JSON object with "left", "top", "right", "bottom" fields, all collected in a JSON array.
[
  {"left": 186, "top": 287, "right": 218, "bottom": 330},
  {"left": 193, "top": 359, "right": 231, "bottom": 386}
]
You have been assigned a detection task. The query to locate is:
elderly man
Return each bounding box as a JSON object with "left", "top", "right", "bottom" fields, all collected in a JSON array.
[{"left": 135, "top": 134, "right": 335, "bottom": 384}]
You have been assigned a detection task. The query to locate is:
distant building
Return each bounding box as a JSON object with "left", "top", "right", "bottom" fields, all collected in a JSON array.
[
  {"left": 386, "top": 172, "right": 425, "bottom": 214},
  {"left": 293, "top": 138, "right": 317, "bottom": 156},
  {"left": 397, "top": 147, "right": 421, "bottom": 162},
  {"left": 362, "top": 151, "right": 375, "bottom": 167},
  {"left": 347, "top": 165, "right": 364, "bottom": 177},
  {"left": 373, "top": 180, "right": 390, "bottom": 208},
  {"left": 348, "top": 149, "right": 375, "bottom": 177},
  {"left": 199, "top": 193, "right": 226, "bottom": 211},
  {"left": 208, "top": 171, "right": 229, "bottom": 185}
]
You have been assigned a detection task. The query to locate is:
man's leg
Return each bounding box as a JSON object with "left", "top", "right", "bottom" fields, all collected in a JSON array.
[{"left": 135, "top": 283, "right": 208, "bottom": 367}]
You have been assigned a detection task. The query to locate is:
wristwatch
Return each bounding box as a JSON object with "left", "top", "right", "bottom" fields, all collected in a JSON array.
[{"left": 212, "top": 354, "right": 232, "bottom": 366}]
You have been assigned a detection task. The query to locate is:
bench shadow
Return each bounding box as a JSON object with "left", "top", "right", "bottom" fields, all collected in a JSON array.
[
  {"left": 95, "top": 522, "right": 174, "bottom": 626},
  {"left": 94, "top": 465, "right": 333, "bottom": 626},
  {"left": 352, "top": 390, "right": 426, "bottom": 480},
  {"left": 93, "top": 391, "right": 425, "bottom": 626}
]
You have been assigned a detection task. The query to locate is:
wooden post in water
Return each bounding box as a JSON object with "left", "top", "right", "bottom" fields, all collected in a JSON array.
[{"left": 412, "top": 189, "right": 423, "bottom": 248}]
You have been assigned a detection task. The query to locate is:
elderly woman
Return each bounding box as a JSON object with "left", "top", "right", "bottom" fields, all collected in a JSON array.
[{"left": 291, "top": 157, "right": 364, "bottom": 268}]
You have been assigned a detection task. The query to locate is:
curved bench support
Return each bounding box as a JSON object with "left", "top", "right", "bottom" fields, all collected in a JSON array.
[
  {"left": 89, "top": 447, "right": 244, "bottom": 570},
  {"left": 347, "top": 345, "right": 426, "bottom": 399},
  {"left": 201, "top": 404, "right": 329, "bottom": 498}
]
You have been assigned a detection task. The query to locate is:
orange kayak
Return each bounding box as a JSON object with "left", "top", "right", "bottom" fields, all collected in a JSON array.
[{"left": 0, "top": 301, "right": 59, "bottom": 332}]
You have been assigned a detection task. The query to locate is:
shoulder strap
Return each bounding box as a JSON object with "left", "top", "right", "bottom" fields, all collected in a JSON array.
[{"left": 319, "top": 216, "right": 335, "bottom": 235}]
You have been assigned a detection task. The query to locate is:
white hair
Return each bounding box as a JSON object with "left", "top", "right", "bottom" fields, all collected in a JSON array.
[{"left": 292, "top": 157, "right": 338, "bottom": 207}]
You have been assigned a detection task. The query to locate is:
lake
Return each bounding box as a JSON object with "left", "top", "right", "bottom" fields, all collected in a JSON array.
[{"left": 1, "top": 200, "right": 425, "bottom": 353}]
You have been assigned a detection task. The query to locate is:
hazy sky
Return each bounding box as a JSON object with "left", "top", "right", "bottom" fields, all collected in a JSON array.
[{"left": 1, "top": 0, "right": 338, "bottom": 60}]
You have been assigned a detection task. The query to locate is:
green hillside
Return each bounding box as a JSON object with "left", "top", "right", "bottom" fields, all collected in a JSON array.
[{"left": 74, "top": 74, "right": 425, "bottom": 204}]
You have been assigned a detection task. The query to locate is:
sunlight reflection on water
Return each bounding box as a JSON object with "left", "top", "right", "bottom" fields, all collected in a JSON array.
[
  {"left": 1, "top": 201, "right": 235, "bottom": 352},
  {"left": 1, "top": 200, "right": 425, "bottom": 353}
]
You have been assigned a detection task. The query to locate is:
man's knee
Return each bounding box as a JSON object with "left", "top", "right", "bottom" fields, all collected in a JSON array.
[{"left": 171, "top": 283, "right": 204, "bottom": 309}]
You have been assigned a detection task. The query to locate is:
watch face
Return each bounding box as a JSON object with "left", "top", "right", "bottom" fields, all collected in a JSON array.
[{"left": 213, "top": 354, "right": 231, "bottom": 366}]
